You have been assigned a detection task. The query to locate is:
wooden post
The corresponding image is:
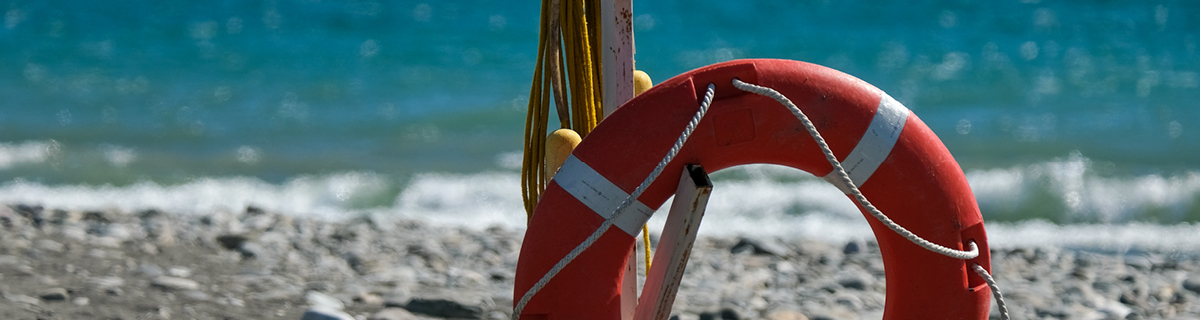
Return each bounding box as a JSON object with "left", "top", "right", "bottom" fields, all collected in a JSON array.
[
  {"left": 634, "top": 165, "right": 713, "bottom": 320},
  {"left": 602, "top": 1, "right": 638, "bottom": 319},
  {"left": 602, "top": 0, "right": 635, "bottom": 118}
]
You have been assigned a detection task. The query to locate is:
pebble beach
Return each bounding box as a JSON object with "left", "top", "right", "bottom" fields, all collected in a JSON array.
[{"left": 2, "top": 204, "right": 1199, "bottom": 320}]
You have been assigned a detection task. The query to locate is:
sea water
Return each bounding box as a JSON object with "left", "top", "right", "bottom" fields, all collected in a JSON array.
[{"left": 1, "top": 0, "right": 1197, "bottom": 251}]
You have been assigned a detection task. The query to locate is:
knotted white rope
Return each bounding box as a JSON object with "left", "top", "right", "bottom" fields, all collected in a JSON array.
[
  {"left": 973, "top": 263, "right": 1011, "bottom": 318},
  {"left": 731, "top": 78, "right": 1010, "bottom": 320},
  {"left": 511, "top": 83, "right": 718, "bottom": 320},
  {"left": 730, "top": 78, "right": 978, "bottom": 260}
]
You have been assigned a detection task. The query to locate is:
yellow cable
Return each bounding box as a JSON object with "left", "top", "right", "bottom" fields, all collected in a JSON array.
[
  {"left": 524, "top": 0, "right": 655, "bottom": 275},
  {"left": 642, "top": 225, "right": 652, "bottom": 271}
]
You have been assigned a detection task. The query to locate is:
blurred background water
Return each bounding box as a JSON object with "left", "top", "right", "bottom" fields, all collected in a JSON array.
[{"left": 1, "top": 0, "right": 1197, "bottom": 250}]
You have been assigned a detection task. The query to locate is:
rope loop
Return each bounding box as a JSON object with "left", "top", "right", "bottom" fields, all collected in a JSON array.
[{"left": 730, "top": 78, "right": 979, "bottom": 260}]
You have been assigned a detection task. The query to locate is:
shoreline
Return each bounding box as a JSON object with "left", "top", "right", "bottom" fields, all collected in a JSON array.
[{"left": 1, "top": 204, "right": 1197, "bottom": 319}]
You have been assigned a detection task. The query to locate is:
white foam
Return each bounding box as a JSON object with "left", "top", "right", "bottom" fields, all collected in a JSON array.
[
  {"left": 0, "top": 140, "right": 59, "bottom": 169},
  {"left": 0, "top": 172, "right": 389, "bottom": 220},
  {"left": 390, "top": 172, "right": 526, "bottom": 229}
]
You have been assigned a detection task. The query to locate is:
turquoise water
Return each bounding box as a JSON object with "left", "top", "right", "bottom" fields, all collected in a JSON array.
[{"left": 1, "top": 1, "right": 1199, "bottom": 247}]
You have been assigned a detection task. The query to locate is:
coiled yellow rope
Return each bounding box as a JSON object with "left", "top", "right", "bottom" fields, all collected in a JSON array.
[
  {"left": 522, "top": 0, "right": 655, "bottom": 273},
  {"left": 521, "top": 0, "right": 603, "bottom": 220}
]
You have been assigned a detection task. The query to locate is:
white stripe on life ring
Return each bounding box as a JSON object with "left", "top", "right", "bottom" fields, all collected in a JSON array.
[
  {"left": 554, "top": 154, "right": 655, "bottom": 237},
  {"left": 823, "top": 93, "right": 910, "bottom": 193}
]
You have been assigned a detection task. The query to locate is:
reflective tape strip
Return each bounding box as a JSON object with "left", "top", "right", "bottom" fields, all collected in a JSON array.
[
  {"left": 824, "top": 93, "right": 910, "bottom": 193},
  {"left": 554, "top": 154, "right": 655, "bottom": 237}
]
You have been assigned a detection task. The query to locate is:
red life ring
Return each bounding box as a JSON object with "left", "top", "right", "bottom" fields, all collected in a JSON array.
[{"left": 514, "top": 59, "right": 993, "bottom": 320}]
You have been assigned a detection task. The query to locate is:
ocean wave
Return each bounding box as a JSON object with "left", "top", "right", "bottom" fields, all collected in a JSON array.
[
  {"left": 0, "top": 172, "right": 389, "bottom": 220},
  {"left": 1, "top": 155, "right": 1199, "bottom": 252}
]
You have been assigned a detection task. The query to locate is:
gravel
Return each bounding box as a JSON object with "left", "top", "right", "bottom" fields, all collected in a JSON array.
[{"left": 0, "top": 203, "right": 1198, "bottom": 319}]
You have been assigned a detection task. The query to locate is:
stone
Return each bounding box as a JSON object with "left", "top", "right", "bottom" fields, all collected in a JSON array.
[
  {"left": 72, "top": 297, "right": 90, "bottom": 306},
  {"left": 151, "top": 276, "right": 200, "bottom": 291},
  {"left": 834, "top": 294, "right": 862, "bottom": 311},
  {"left": 354, "top": 292, "right": 385, "bottom": 306},
  {"left": 253, "top": 287, "right": 302, "bottom": 301},
  {"left": 168, "top": 266, "right": 192, "bottom": 278},
  {"left": 238, "top": 241, "right": 266, "bottom": 259},
  {"left": 6, "top": 294, "right": 41, "bottom": 306},
  {"left": 1183, "top": 276, "right": 1200, "bottom": 294},
  {"left": 39, "top": 288, "right": 69, "bottom": 301},
  {"left": 1124, "top": 256, "right": 1153, "bottom": 271},
  {"left": 216, "top": 234, "right": 249, "bottom": 250},
  {"left": 405, "top": 297, "right": 485, "bottom": 319},
  {"left": 14, "top": 204, "right": 45, "bottom": 227},
  {"left": 766, "top": 309, "right": 809, "bottom": 320},
  {"left": 50, "top": 209, "right": 83, "bottom": 225},
  {"left": 92, "top": 237, "right": 122, "bottom": 248},
  {"left": 842, "top": 241, "right": 861, "bottom": 255},
  {"left": 369, "top": 308, "right": 420, "bottom": 320},
  {"left": 88, "top": 276, "right": 126, "bottom": 289},
  {"left": 307, "top": 290, "right": 346, "bottom": 310},
  {"left": 836, "top": 275, "right": 872, "bottom": 290},
  {"left": 35, "top": 239, "right": 65, "bottom": 253},
  {"left": 183, "top": 290, "right": 212, "bottom": 301},
  {"left": 301, "top": 306, "right": 355, "bottom": 320},
  {"left": 139, "top": 263, "right": 164, "bottom": 277},
  {"left": 719, "top": 308, "right": 741, "bottom": 320},
  {"left": 731, "top": 237, "right": 789, "bottom": 256}
]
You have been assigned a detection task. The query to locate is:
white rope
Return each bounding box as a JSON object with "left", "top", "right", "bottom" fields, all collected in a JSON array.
[
  {"left": 972, "top": 263, "right": 1011, "bottom": 320},
  {"left": 732, "top": 78, "right": 1013, "bottom": 320},
  {"left": 730, "top": 78, "right": 979, "bottom": 260},
  {"left": 511, "top": 83, "right": 718, "bottom": 320}
]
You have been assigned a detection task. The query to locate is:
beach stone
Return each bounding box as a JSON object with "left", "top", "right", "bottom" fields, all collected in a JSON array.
[
  {"left": 216, "top": 233, "right": 250, "bottom": 250},
  {"left": 354, "top": 292, "right": 385, "bottom": 306},
  {"left": 301, "top": 305, "right": 355, "bottom": 320},
  {"left": 139, "top": 263, "right": 165, "bottom": 276},
  {"left": 731, "top": 237, "right": 789, "bottom": 256},
  {"left": 151, "top": 276, "right": 200, "bottom": 291},
  {"left": 842, "top": 241, "right": 861, "bottom": 255},
  {"left": 1183, "top": 276, "right": 1200, "bottom": 294},
  {"left": 39, "top": 287, "right": 69, "bottom": 301},
  {"left": 183, "top": 290, "right": 212, "bottom": 301},
  {"left": 1125, "top": 256, "right": 1154, "bottom": 271},
  {"left": 834, "top": 294, "right": 862, "bottom": 311},
  {"left": 719, "top": 308, "right": 741, "bottom": 320},
  {"left": 254, "top": 287, "right": 303, "bottom": 301},
  {"left": 369, "top": 308, "right": 420, "bottom": 320},
  {"left": 88, "top": 276, "right": 125, "bottom": 289},
  {"left": 1096, "top": 299, "right": 1131, "bottom": 319},
  {"left": 1035, "top": 305, "right": 1073, "bottom": 318},
  {"left": 766, "top": 309, "right": 809, "bottom": 320},
  {"left": 307, "top": 290, "right": 346, "bottom": 310},
  {"left": 306, "top": 281, "right": 336, "bottom": 293},
  {"left": 35, "top": 239, "right": 65, "bottom": 252},
  {"left": 238, "top": 241, "right": 267, "bottom": 259},
  {"left": 0, "top": 255, "right": 23, "bottom": 266},
  {"left": 168, "top": 266, "right": 192, "bottom": 277},
  {"left": 14, "top": 204, "right": 45, "bottom": 227},
  {"left": 81, "top": 210, "right": 112, "bottom": 223},
  {"left": 836, "top": 274, "right": 872, "bottom": 290},
  {"left": 50, "top": 209, "right": 83, "bottom": 225},
  {"left": 405, "top": 296, "right": 485, "bottom": 319},
  {"left": 91, "top": 236, "right": 122, "bottom": 248},
  {"left": 6, "top": 294, "right": 41, "bottom": 306}
]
